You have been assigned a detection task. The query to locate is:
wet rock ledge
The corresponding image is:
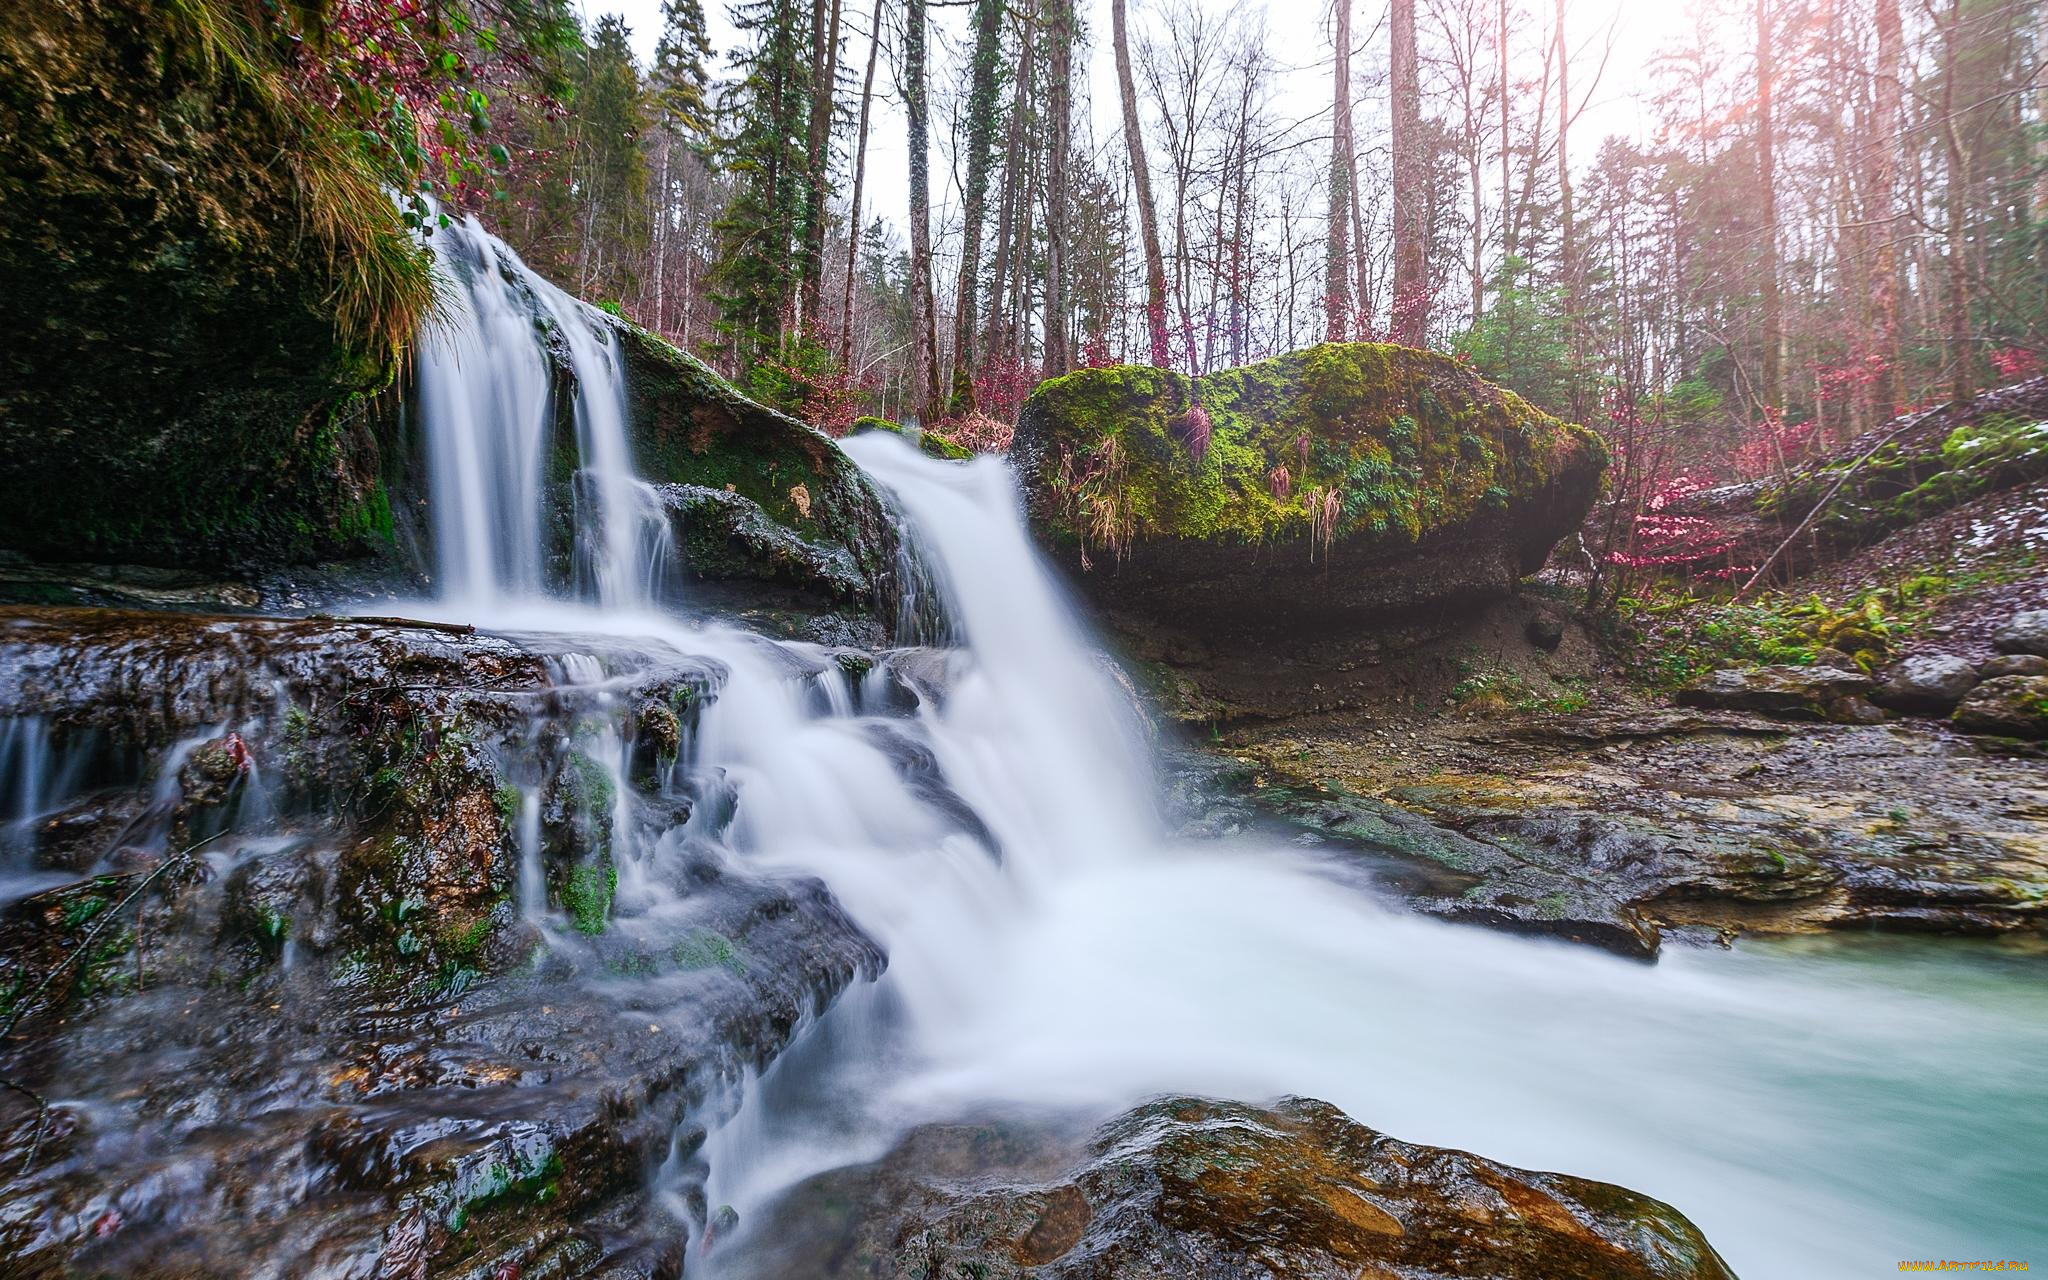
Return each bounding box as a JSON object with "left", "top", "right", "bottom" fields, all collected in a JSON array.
[
  {"left": 0, "top": 607, "right": 882, "bottom": 1277},
  {"left": 733, "top": 1095, "right": 1734, "bottom": 1280}
]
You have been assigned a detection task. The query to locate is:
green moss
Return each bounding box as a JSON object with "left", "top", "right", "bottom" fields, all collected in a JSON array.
[
  {"left": 0, "top": 0, "right": 428, "bottom": 571},
  {"left": 1759, "top": 411, "right": 2048, "bottom": 551},
  {"left": 1018, "top": 344, "right": 1605, "bottom": 557},
  {"left": 446, "top": 1151, "right": 564, "bottom": 1233},
  {"left": 670, "top": 927, "right": 746, "bottom": 973},
  {"left": 563, "top": 860, "right": 617, "bottom": 935},
  {"left": 851, "top": 416, "right": 973, "bottom": 460}
]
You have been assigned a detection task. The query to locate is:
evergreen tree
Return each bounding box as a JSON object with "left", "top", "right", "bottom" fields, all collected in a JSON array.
[
  {"left": 571, "top": 15, "right": 652, "bottom": 302},
  {"left": 707, "top": 0, "right": 815, "bottom": 367}
]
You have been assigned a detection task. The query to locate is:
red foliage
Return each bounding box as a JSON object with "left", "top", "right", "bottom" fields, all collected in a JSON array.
[
  {"left": 1267, "top": 463, "right": 1293, "bottom": 501},
  {"left": 1079, "top": 332, "right": 1117, "bottom": 369},
  {"left": 1812, "top": 352, "right": 1892, "bottom": 403},
  {"left": 1604, "top": 474, "right": 1745, "bottom": 576},
  {"left": 973, "top": 356, "right": 1042, "bottom": 422},
  {"left": 763, "top": 357, "right": 871, "bottom": 436},
  {"left": 1731, "top": 408, "right": 1815, "bottom": 480},
  {"left": 1991, "top": 346, "right": 2043, "bottom": 382}
]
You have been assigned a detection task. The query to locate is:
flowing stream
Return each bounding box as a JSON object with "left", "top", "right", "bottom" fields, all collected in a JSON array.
[
  {"left": 399, "top": 229, "right": 2046, "bottom": 1277},
  {"left": 7, "top": 218, "right": 2039, "bottom": 1277}
]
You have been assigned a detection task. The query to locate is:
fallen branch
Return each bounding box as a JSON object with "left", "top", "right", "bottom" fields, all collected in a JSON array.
[{"left": 1732, "top": 413, "right": 1929, "bottom": 602}]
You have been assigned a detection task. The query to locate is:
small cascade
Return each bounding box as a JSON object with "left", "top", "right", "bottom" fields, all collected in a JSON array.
[{"left": 416, "top": 216, "right": 672, "bottom": 609}]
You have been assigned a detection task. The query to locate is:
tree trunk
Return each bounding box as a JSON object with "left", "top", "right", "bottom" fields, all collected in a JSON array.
[
  {"left": 839, "top": 0, "right": 885, "bottom": 367},
  {"left": 800, "top": 0, "right": 842, "bottom": 335},
  {"left": 947, "top": 0, "right": 1005, "bottom": 413},
  {"left": 986, "top": 4, "right": 1033, "bottom": 365},
  {"left": 907, "top": 0, "right": 944, "bottom": 420},
  {"left": 1870, "top": 0, "right": 1903, "bottom": 418},
  {"left": 1389, "top": 0, "right": 1427, "bottom": 344},
  {"left": 1942, "top": 0, "right": 1972, "bottom": 407},
  {"left": 1756, "top": 0, "right": 1782, "bottom": 414},
  {"left": 1044, "top": 0, "right": 1073, "bottom": 375},
  {"left": 1555, "top": 0, "right": 1576, "bottom": 411},
  {"left": 1326, "top": 0, "right": 1354, "bottom": 340},
  {"left": 1111, "top": 0, "right": 1171, "bottom": 366}
]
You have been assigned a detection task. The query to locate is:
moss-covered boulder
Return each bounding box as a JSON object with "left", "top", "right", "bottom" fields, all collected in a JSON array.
[
  {"left": 1013, "top": 345, "right": 1606, "bottom": 634},
  {"left": 851, "top": 415, "right": 974, "bottom": 460},
  {"left": 603, "top": 322, "right": 916, "bottom": 640},
  {"left": 0, "top": 0, "right": 428, "bottom": 572},
  {"left": 1952, "top": 675, "right": 2048, "bottom": 739},
  {"left": 737, "top": 1096, "right": 1733, "bottom": 1279}
]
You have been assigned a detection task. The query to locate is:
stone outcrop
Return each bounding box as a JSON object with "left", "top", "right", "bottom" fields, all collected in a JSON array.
[
  {"left": 1952, "top": 675, "right": 2048, "bottom": 738},
  {"left": 0, "top": 0, "right": 423, "bottom": 573},
  {"left": 1013, "top": 344, "right": 1606, "bottom": 626},
  {"left": 1872, "top": 654, "right": 1979, "bottom": 713},
  {"left": 1994, "top": 609, "right": 2048, "bottom": 657},
  {"left": 733, "top": 1096, "right": 1734, "bottom": 1280},
  {"left": 0, "top": 608, "right": 884, "bottom": 1276},
  {"left": 1011, "top": 345, "right": 1605, "bottom": 717},
  {"left": 1676, "top": 665, "right": 1884, "bottom": 723}
]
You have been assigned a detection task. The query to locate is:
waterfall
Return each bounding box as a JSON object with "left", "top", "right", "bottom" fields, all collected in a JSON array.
[
  {"left": 416, "top": 216, "right": 672, "bottom": 609},
  {"left": 1, "top": 231, "right": 2037, "bottom": 1280}
]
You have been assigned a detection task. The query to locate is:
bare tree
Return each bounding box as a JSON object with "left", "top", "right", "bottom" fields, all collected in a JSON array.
[
  {"left": 1112, "top": 0, "right": 1172, "bottom": 365},
  {"left": 906, "top": 0, "right": 943, "bottom": 419},
  {"left": 1327, "top": 0, "right": 1355, "bottom": 340},
  {"left": 1389, "top": 0, "right": 1427, "bottom": 343}
]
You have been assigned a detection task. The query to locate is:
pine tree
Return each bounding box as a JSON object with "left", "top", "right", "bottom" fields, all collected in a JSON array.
[{"left": 707, "top": 0, "right": 814, "bottom": 367}]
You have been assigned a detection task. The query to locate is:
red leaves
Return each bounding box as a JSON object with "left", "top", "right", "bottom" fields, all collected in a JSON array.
[{"left": 1991, "top": 346, "right": 2043, "bottom": 382}]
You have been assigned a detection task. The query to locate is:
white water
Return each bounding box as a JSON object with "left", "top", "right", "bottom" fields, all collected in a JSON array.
[
  {"left": 387, "top": 234, "right": 2048, "bottom": 1277},
  {"left": 417, "top": 217, "right": 671, "bottom": 609}
]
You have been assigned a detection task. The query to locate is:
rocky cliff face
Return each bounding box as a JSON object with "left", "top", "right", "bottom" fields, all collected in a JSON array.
[
  {"left": 0, "top": 0, "right": 425, "bottom": 573},
  {"left": 0, "top": 608, "right": 885, "bottom": 1276},
  {"left": 1012, "top": 344, "right": 1607, "bottom": 717}
]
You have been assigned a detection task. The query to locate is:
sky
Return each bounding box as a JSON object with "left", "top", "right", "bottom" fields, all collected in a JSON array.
[{"left": 578, "top": 0, "right": 1713, "bottom": 244}]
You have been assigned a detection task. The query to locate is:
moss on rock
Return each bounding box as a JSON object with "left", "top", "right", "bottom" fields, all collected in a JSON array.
[
  {"left": 601, "top": 321, "right": 913, "bottom": 632},
  {"left": 0, "top": 0, "right": 428, "bottom": 572},
  {"left": 850, "top": 416, "right": 974, "bottom": 460},
  {"left": 1011, "top": 345, "right": 1606, "bottom": 639},
  {"left": 1017, "top": 344, "right": 1604, "bottom": 554}
]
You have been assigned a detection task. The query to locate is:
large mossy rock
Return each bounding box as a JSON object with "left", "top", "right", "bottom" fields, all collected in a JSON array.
[
  {"left": 733, "top": 1096, "right": 1733, "bottom": 1280},
  {"left": 604, "top": 322, "right": 917, "bottom": 641},
  {"left": 1013, "top": 344, "right": 1607, "bottom": 632},
  {"left": 0, "top": 0, "right": 423, "bottom": 572}
]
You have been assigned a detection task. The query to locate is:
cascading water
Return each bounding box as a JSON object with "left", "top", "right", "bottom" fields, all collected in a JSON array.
[
  {"left": 680, "top": 438, "right": 2048, "bottom": 1280},
  {"left": 417, "top": 215, "right": 672, "bottom": 609},
  {"left": 8, "top": 217, "right": 2036, "bottom": 1277},
  {"left": 395, "top": 279, "right": 2046, "bottom": 1274}
]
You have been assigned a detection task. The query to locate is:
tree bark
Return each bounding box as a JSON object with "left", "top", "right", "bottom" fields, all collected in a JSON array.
[
  {"left": 1389, "top": 0, "right": 1427, "bottom": 344},
  {"left": 838, "top": 0, "right": 885, "bottom": 367},
  {"left": 1870, "top": 0, "right": 1903, "bottom": 418},
  {"left": 1756, "top": 0, "right": 1782, "bottom": 413},
  {"left": 906, "top": 0, "right": 944, "bottom": 420},
  {"left": 1326, "top": 0, "right": 1354, "bottom": 340},
  {"left": 1044, "top": 0, "right": 1073, "bottom": 375},
  {"left": 947, "top": 0, "right": 1005, "bottom": 412},
  {"left": 1111, "top": 0, "right": 1171, "bottom": 366},
  {"left": 800, "top": 0, "right": 843, "bottom": 334}
]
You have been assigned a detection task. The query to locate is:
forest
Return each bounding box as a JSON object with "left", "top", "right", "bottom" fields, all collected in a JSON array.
[{"left": 451, "top": 0, "right": 2048, "bottom": 484}]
